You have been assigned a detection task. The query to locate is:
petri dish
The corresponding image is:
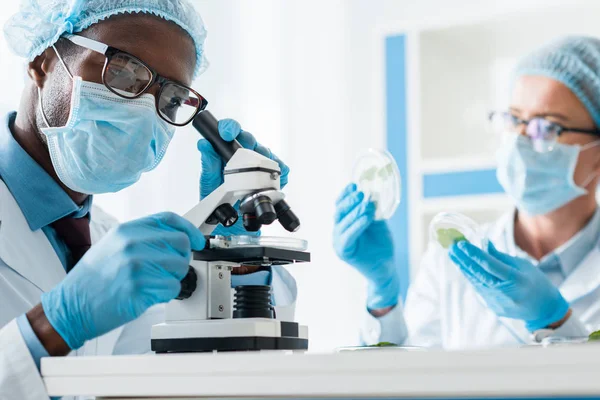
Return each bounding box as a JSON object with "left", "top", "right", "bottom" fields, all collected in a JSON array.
[
  {"left": 352, "top": 149, "right": 401, "bottom": 220},
  {"left": 429, "top": 212, "right": 486, "bottom": 250},
  {"left": 336, "top": 346, "right": 425, "bottom": 352},
  {"left": 540, "top": 337, "right": 589, "bottom": 347},
  {"left": 209, "top": 235, "right": 308, "bottom": 251}
]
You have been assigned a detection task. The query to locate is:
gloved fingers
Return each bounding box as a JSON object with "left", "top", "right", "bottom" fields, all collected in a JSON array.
[
  {"left": 150, "top": 212, "right": 206, "bottom": 251},
  {"left": 275, "top": 153, "right": 290, "bottom": 188},
  {"left": 197, "top": 138, "right": 223, "bottom": 154},
  {"left": 255, "top": 143, "right": 273, "bottom": 159},
  {"left": 217, "top": 119, "right": 243, "bottom": 142},
  {"left": 136, "top": 268, "right": 183, "bottom": 302},
  {"left": 197, "top": 139, "right": 224, "bottom": 198},
  {"left": 143, "top": 230, "right": 193, "bottom": 259},
  {"left": 487, "top": 241, "right": 520, "bottom": 268},
  {"left": 332, "top": 199, "right": 372, "bottom": 255},
  {"left": 336, "top": 201, "right": 375, "bottom": 239},
  {"left": 338, "top": 213, "right": 374, "bottom": 253},
  {"left": 215, "top": 120, "right": 289, "bottom": 188},
  {"left": 334, "top": 190, "right": 365, "bottom": 223},
  {"left": 255, "top": 143, "right": 290, "bottom": 188},
  {"left": 449, "top": 252, "right": 483, "bottom": 287},
  {"left": 143, "top": 253, "right": 191, "bottom": 281},
  {"left": 197, "top": 138, "right": 218, "bottom": 158},
  {"left": 455, "top": 241, "right": 512, "bottom": 281},
  {"left": 198, "top": 140, "right": 223, "bottom": 170},
  {"left": 156, "top": 277, "right": 183, "bottom": 302},
  {"left": 237, "top": 130, "right": 258, "bottom": 150},
  {"left": 336, "top": 183, "right": 358, "bottom": 205},
  {"left": 449, "top": 243, "right": 501, "bottom": 287},
  {"left": 337, "top": 198, "right": 376, "bottom": 234}
]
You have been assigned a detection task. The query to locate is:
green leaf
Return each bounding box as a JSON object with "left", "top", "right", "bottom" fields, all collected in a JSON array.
[
  {"left": 359, "top": 166, "right": 378, "bottom": 182},
  {"left": 589, "top": 330, "right": 600, "bottom": 341},
  {"left": 436, "top": 228, "right": 468, "bottom": 249},
  {"left": 370, "top": 341, "right": 398, "bottom": 347}
]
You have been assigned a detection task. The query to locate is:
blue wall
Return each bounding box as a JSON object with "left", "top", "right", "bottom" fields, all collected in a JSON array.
[
  {"left": 423, "top": 169, "right": 503, "bottom": 198},
  {"left": 385, "top": 35, "right": 410, "bottom": 300}
]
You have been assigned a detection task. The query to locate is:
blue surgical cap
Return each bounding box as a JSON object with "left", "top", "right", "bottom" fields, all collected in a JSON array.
[
  {"left": 4, "top": 0, "right": 208, "bottom": 78},
  {"left": 513, "top": 36, "right": 600, "bottom": 128}
]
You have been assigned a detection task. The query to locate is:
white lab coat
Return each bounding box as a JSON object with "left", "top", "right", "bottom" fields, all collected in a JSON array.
[
  {"left": 362, "top": 212, "right": 600, "bottom": 348},
  {"left": 0, "top": 179, "right": 298, "bottom": 400}
]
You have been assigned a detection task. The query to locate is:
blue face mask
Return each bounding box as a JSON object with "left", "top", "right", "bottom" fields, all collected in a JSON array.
[
  {"left": 496, "top": 134, "right": 600, "bottom": 216},
  {"left": 39, "top": 70, "right": 175, "bottom": 195}
]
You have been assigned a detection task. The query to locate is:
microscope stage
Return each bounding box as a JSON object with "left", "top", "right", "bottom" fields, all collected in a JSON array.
[
  {"left": 151, "top": 319, "right": 309, "bottom": 353},
  {"left": 193, "top": 246, "right": 311, "bottom": 266}
]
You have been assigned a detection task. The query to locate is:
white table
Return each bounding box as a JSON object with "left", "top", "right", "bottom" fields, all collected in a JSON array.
[{"left": 42, "top": 344, "right": 600, "bottom": 399}]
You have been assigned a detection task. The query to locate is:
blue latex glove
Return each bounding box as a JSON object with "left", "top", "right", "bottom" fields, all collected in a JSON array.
[
  {"left": 197, "top": 119, "right": 290, "bottom": 237},
  {"left": 449, "top": 240, "right": 570, "bottom": 331},
  {"left": 333, "top": 183, "right": 400, "bottom": 309},
  {"left": 41, "top": 212, "right": 206, "bottom": 350}
]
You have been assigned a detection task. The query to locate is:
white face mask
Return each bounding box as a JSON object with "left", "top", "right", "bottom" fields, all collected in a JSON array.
[{"left": 39, "top": 48, "right": 175, "bottom": 194}]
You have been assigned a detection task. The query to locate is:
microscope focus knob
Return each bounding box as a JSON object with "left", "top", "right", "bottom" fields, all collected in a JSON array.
[
  {"left": 208, "top": 203, "right": 239, "bottom": 227},
  {"left": 176, "top": 266, "right": 197, "bottom": 300}
]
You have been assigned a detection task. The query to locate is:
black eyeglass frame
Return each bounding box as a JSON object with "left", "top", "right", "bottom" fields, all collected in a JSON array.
[
  {"left": 61, "top": 34, "right": 208, "bottom": 127},
  {"left": 488, "top": 111, "right": 600, "bottom": 138}
]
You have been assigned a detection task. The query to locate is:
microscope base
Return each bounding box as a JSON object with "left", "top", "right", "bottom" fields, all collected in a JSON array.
[{"left": 151, "top": 319, "right": 309, "bottom": 353}]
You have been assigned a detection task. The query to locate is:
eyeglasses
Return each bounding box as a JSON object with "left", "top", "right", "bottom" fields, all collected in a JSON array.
[
  {"left": 488, "top": 111, "right": 600, "bottom": 153},
  {"left": 59, "top": 34, "right": 208, "bottom": 126}
]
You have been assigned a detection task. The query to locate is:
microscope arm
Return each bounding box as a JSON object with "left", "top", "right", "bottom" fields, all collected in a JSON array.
[
  {"left": 184, "top": 148, "right": 282, "bottom": 235},
  {"left": 183, "top": 185, "right": 238, "bottom": 235}
]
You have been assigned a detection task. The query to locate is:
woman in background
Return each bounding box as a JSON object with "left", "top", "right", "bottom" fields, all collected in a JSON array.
[{"left": 334, "top": 36, "right": 600, "bottom": 347}]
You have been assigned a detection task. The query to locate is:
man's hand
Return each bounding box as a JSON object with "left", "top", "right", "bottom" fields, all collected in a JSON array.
[
  {"left": 39, "top": 212, "right": 205, "bottom": 351},
  {"left": 449, "top": 240, "right": 570, "bottom": 331},
  {"left": 197, "top": 118, "right": 289, "bottom": 237}
]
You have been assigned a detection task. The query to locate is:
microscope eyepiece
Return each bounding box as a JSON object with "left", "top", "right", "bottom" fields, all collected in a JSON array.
[
  {"left": 243, "top": 212, "right": 262, "bottom": 232},
  {"left": 192, "top": 111, "right": 241, "bottom": 162},
  {"left": 275, "top": 200, "right": 301, "bottom": 232},
  {"left": 252, "top": 195, "right": 277, "bottom": 225}
]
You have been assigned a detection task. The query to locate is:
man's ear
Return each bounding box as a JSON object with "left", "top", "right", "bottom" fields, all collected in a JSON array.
[{"left": 27, "top": 48, "right": 54, "bottom": 88}]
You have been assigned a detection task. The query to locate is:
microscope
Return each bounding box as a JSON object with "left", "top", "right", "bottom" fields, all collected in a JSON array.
[{"left": 151, "top": 111, "right": 310, "bottom": 353}]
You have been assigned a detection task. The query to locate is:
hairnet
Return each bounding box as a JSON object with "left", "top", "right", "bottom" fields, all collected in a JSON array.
[
  {"left": 513, "top": 36, "right": 600, "bottom": 128},
  {"left": 4, "top": 0, "right": 208, "bottom": 78}
]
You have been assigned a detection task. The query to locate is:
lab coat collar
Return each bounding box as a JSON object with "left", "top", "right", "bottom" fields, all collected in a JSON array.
[
  {"left": 0, "top": 112, "right": 91, "bottom": 231},
  {"left": 559, "top": 244, "right": 600, "bottom": 303},
  {"left": 0, "top": 178, "right": 65, "bottom": 292},
  {"left": 555, "top": 208, "right": 600, "bottom": 277}
]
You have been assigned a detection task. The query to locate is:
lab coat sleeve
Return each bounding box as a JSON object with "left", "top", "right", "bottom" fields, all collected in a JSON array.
[
  {"left": 0, "top": 319, "right": 49, "bottom": 400},
  {"left": 16, "top": 314, "right": 50, "bottom": 371},
  {"left": 360, "top": 244, "right": 443, "bottom": 347},
  {"left": 403, "top": 245, "right": 443, "bottom": 347}
]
